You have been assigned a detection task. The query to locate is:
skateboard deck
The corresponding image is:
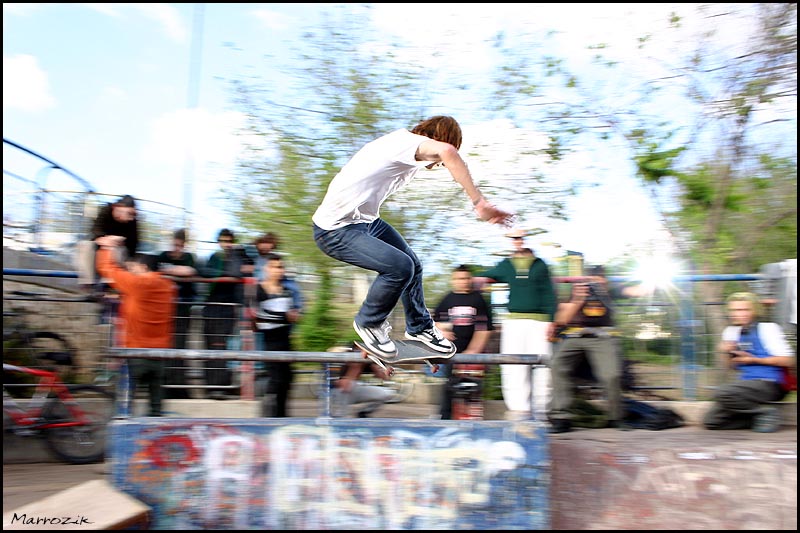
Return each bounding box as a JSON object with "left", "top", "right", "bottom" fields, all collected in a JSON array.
[{"left": 354, "top": 339, "right": 454, "bottom": 376}]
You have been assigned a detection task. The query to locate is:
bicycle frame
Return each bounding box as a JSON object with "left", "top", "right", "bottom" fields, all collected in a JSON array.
[{"left": 3, "top": 363, "right": 88, "bottom": 429}]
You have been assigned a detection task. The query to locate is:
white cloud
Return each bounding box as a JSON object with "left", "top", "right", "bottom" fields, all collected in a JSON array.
[
  {"left": 79, "top": 3, "right": 123, "bottom": 17},
  {"left": 252, "top": 8, "right": 294, "bottom": 31},
  {"left": 3, "top": 54, "right": 56, "bottom": 112},
  {"left": 369, "top": 4, "right": 506, "bottom": 71},
  {"left": 96, "top": 85, "right": 129, "bottom": 108},
  {"left": 131, "top": 3, "right": 187, "bottom": 43},
  {"left": 145, "top": 107, "right": 246, "bottom": 168},
  {"left": 3, "top": 3, "right": 44, "bottom": 16},
  {"left": 82, "top": 2, "right": 187, "bottom": 43}
]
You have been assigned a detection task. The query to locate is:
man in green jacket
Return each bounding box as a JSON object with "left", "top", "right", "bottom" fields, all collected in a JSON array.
[{"left": 475, "top": 229, "right": 556, "bottom": 420}]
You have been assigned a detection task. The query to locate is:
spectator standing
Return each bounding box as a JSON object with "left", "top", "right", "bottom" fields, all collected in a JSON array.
[
  {"left": 200, "top": 228, "right": 253, "bottom": 399},
  {"left": 156, "top": 228, "right": 198, "bottom": 399},
  {"left": 96, "top": 243, "right": 176, "bottom": 417},
  {"left": 253, "top": 233, "right": 280, "bottom": 282},
  {"left": 249, "top": 232, "right": 303, "bottom": 353},
  {"left": 77, "top": 194, "right": 141, "bottom": 323},
  {"left": 703, "top": 291, "right": 794, "bottom": 433},
  {"left": 547, "top": 265, "right": 648, "bottom": 432},
  {"left": 252, "top": 254, "right": 303, "bottom": 417},
  {"left": 90, "top": 194, "right": 139, "bottom": 260},
  {"left": 475, "top": 231, "right": 556, "bottom": 420},
  {"left": 432, "top": 265, "right": 494, "bottom": 419}
]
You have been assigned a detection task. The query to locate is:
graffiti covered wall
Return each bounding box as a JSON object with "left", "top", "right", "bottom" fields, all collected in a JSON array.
[{"left": 111, "top": 418, "right": 550, "bottom": 530}]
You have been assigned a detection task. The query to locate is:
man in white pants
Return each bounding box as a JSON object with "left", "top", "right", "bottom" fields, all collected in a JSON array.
[{"left": 476, "top": 230, "right": 556, "bottom": 420}]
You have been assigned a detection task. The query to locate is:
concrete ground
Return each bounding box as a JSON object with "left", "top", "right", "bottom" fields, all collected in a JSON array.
[{"left": 4, "top": 396, "right": 796, "bottom": 527}]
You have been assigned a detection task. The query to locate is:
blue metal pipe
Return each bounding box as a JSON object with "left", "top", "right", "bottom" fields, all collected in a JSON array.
[{"left": 3, "top": 268, "right": 79, "bottom": 278}]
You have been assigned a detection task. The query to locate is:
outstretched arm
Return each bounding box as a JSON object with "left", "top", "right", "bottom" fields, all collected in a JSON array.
[
  {"left": 417, "top": 140, "right": 514, "bottom": 226},
  {"left": 96, "top": 245, "right": 135, "bottom": 295}
]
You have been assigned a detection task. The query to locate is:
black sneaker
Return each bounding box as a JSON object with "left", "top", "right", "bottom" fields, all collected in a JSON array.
[
  {"left": 405, "top": 326, "right": 456, "bottom": 354},
  {"left": 608, "top": 420, "right": 634, "bottom": 431},
  {"left": 548, "top": 419, "right": 572, "bottom": 434},
  {"left": 353, "top": 320, "right": 397, "bottom": 359}
]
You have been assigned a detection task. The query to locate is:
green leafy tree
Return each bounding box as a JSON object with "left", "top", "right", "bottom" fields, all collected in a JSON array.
[
  {"left": 225, "top": 6, "right": 573, "bottom": 348},
  {"left": 483, "top": 4, "right": 796, "bottom": 274}
]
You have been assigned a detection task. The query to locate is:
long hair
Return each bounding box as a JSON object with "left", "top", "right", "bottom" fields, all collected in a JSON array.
[{"left": 410, "top": 116, "right": 462, "bottom": 150}]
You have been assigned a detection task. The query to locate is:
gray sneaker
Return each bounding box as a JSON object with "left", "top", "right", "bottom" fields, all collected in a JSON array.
[
  {"left": 405, "top": 326, "right": 456, "bottom": 354},
  {"left": 353, "top": 320, "right": 397, "bottom": 359}
]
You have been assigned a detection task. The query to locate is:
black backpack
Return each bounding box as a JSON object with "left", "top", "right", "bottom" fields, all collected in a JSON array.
[{"left": 623, "top": 398, "right": 684, "bottom": 430}]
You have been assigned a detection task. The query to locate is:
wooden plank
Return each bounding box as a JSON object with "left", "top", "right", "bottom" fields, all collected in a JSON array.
[{"left": 3, "top": 480, "right": 150, "bottom": 530}]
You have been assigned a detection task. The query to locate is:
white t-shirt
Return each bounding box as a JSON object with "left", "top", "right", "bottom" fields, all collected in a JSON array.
[
  {"left": 312, "top": 129, "right": 431, "bottom": 230},
  {"left": 721, "top": 322, "right": 793, "bottom": 357}
]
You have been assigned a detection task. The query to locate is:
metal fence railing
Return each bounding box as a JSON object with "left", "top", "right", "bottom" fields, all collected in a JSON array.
[
  {"left": 4, "top": 138, "right": 189, "bottom": 265},
  {"left": 4, "top": 267, "right": 796, "bottom": 405}
]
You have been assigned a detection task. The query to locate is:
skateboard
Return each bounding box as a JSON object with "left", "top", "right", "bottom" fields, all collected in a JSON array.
[{"left": 354, "top": 339, "right": 455, "bottom": 377}]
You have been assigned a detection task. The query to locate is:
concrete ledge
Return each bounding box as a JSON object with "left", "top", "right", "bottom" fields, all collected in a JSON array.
[
  {"left": 109, "top": 417, "right": 550, "bottom": 530},
  {"left": 157, "top": 399, "right": 260, "bottom": 418},
  {"left": 5, "top": 398, "right": 794, "bottom": 464}
]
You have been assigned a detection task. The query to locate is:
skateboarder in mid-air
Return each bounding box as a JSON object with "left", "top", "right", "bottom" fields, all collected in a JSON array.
[{"left": 312, "top": 115, "right": 514, "bottom": 363}]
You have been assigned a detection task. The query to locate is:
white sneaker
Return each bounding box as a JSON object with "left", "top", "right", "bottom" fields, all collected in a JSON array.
[
  {"left": 405, "top": 326, "right": 456, "bottom": 354},
  {"left": 353, "top": 320, "right": 397, "bottom": 359}
]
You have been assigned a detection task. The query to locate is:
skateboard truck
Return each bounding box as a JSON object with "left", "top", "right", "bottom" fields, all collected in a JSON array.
[
  {"left": 360, "top": 350, "right": 439, "bottom": 377},
  {"left": 360, "top": 348, "right": 396, "bottom": 376}
]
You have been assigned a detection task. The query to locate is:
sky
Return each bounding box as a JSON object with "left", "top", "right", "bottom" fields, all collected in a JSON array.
[{"left": 3, "top": 3, "right": 781, "bottom": 267}]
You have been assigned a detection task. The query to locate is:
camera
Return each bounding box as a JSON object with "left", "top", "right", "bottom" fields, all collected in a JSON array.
[{"left": 587, "top": 282, "right": 602, "bottom": 297}]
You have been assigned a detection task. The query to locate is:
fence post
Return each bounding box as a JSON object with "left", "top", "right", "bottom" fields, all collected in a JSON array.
[
  {"left": 117, "top": 360, "right": 132, "bottom": 418},
  {"left": 678, "top": 277, "right": 698, "bottom": 400},
  {"left": 238, "top": 320, "right": 255, "bottom": 401},
  {"left": 320, "top": 363, "right": 332, "bottom": 417}
]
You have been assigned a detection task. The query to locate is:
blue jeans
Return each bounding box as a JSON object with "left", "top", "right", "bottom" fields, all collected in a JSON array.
[{"left": 313, "top": 220, "right": 433, "bottom": 334}]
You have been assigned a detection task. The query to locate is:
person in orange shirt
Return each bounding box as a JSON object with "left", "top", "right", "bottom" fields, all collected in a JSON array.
[{"left": 97, "top": 243, "right": 185, "bottom": 416}]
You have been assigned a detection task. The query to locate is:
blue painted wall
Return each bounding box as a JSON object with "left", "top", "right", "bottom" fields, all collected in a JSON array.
[{"left": 111, "top": 418, "right": 550, "bottom": 530}]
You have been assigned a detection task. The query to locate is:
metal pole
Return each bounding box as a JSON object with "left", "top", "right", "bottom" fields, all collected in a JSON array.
[
  {"left": 320, "top": 363, "right": 332, "bottom": 417},
  {"left": 182, "top": 3, "right": 205, "bottom": 228}
]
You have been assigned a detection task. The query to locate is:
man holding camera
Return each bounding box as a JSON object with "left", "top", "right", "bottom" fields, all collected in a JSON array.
[
  {"left": 547, "top": 265, "right": 649, "bottom": 433},
  {"left": 703, "top": 291, "right": 794, "bottom": 433}
]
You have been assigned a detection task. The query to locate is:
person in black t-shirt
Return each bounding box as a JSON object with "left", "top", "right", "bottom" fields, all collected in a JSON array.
[
  {"left": 156, "top": 228, "right": 198, "bottom": 399},
  {"left": 200, "top": 228, "right": 254, "bottom": 399},
  {"left": 432, "top": 265, "right": 494, "bottom": 419}
]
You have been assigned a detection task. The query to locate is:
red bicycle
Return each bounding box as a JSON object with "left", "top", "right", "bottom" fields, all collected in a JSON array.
[{"left": 3, "top": 354, "right": 116, "bottom": 464}]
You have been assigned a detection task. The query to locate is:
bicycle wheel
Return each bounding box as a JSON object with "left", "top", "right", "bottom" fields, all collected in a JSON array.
[{"left": 42, "top": 385, "right": 116, "bottom": 464}]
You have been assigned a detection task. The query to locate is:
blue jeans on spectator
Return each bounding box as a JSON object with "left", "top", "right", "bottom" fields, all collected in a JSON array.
[{"left": 313, "top": 219, "right": 433, "bottom": 334}]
